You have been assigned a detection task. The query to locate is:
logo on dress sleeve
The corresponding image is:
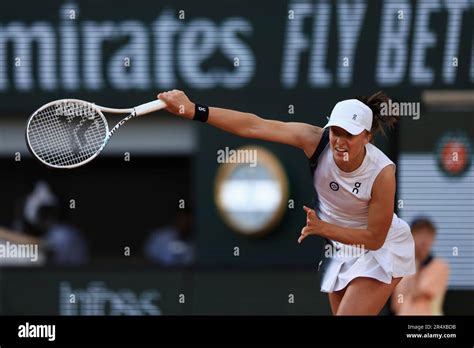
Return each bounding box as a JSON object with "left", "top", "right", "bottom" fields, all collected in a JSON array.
[
  {"left": 329, "top": 181, "right": 339, "bottom": 191},
  {"left": 352, "top": 182, "right": 362, "bottom": 194}
]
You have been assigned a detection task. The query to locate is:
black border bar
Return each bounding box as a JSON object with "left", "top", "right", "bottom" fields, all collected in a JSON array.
[{"left": 0, "top": 315, "right": 472, "bottom": 345}]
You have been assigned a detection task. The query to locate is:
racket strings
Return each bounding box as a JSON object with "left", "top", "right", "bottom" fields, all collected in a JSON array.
[{"left": 27, "top": 102, "right": 108, "bottom": 167}]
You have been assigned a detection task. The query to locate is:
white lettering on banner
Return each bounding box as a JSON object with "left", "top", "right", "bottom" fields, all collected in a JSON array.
[
  {"left": 281, "top": 1, "right": 313, "bottom": 88},
  {"left": 0, "top": 4, "right": 255, "bottom": 91},
  {"left": 220, "top": 18, "right": 255, "bottom": 88},
  {"left": 0, "top": 22, "right": 56, "bottom": 91},
  {"left": 336, "top": 0, "right": 366, "bottom": 86},
  {"left": 153, "top": 10, "right": 181, "bottom": 89},
  {"left": 82, "top": 21, "right": 117, "bottom": 90},
  {"left": 59, "top": 281, "right": 162, "bottom": 315},
  {"left": 410, "top": 0, "right": 442, "bottom": 84},
  {"left": 0, "top": 1, "right": 472, "bottom": 92},
  {"left": 108, "top": 21, "right": 150, "bottom": 90},
  {"left": 281, "top": 0, "right": 472, "bottom": 88},
  {"left": 60, "top": 3, "right": 80, "bottom": 90},
  {"left": 442, "top": 0, "right": 470, "bottom": 84},
  {"left": 376, "top": 0, "right": 411, "bottom": 85},
  {"left": 309, "top": 0, "right": 332, "bottom": 87}
]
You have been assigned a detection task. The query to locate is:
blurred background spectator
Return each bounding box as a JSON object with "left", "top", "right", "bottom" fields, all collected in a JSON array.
[
  {"left": 13, "top": 181, "right": 89, "bottom": 266},
  {"left": 391, "top": 218, "right": 450, "bottom": 315},
  {"left": 144, "top": 206, "right": 195, "bottom": 266}
]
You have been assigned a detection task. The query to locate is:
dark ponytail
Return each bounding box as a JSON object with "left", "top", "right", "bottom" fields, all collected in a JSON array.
[{"left": 356, "top": 91, "right": 398, "bottom": 138}]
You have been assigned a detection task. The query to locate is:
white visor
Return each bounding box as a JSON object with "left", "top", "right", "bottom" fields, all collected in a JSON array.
[{"left": 324, "top": 99, "right": 373, "bottom": 135}]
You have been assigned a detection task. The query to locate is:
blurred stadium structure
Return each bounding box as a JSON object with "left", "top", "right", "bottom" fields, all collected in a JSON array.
[{"left": 0, "top": 0, "right": 472, "bottom": 315}]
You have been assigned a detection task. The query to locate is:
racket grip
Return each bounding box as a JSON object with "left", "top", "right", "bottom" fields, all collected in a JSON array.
[{"left": 134, "top": 99, "right": 167, "bottom": 116}]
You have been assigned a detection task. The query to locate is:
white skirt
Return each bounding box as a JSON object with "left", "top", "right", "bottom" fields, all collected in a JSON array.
[{"left": 319, "top": 217, "right": 416, "bottom": 293}]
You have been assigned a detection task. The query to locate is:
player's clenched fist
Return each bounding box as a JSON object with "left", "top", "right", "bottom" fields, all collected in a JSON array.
[{"left": 157, "top": 90, "right": 195, "bottom": 119}]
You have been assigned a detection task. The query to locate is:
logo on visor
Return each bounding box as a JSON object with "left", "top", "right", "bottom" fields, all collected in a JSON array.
[
  {"left": 352, "top": 114, "right": 357, "bottom": 120},
  {"left": 329, "top": 181, "right": 339, "bottom": 191}
]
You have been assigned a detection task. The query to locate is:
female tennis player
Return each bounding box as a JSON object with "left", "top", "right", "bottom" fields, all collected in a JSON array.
[{"left": 157, "top": 89, "right": 416, "bottom": 315}]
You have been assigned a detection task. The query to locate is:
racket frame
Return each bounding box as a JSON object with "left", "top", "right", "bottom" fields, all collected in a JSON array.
[{"left": 25, "top": 98, "right": 166, "bottom": 169}]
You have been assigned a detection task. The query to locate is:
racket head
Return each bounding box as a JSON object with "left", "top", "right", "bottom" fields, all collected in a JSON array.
[{"left": 25, "top": 99, "right": 109, "bottom": 169}]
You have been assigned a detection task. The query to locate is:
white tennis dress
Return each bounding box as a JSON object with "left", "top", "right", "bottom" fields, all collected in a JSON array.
[{"left": 312, "top": 140, "right": 416, "bottom": 293}]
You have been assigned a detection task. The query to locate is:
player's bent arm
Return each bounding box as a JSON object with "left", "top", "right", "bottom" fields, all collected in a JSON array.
[
  {"left": 157, "top": 90, "right": 322, "bottom": 158},
  {"left": 315, "top": 165, "right": 396, "bottom": 250}
]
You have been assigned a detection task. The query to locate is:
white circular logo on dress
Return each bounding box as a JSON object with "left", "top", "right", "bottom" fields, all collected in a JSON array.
[{"left": 329, "top": 181, "right": 339, "bottom": 191}]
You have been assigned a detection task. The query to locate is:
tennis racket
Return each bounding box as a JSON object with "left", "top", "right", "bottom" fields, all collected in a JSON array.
[{"left": 25, "top": 98, "right": 167, "bottom": 169}]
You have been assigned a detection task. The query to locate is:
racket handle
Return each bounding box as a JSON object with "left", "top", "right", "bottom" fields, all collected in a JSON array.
[{"left": 134, "top": 99, "right": 167, "bottom": 116}]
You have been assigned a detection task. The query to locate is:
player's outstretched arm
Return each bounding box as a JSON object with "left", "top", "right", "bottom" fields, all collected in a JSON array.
[{"left": 157, "top": 89, "right": 323, "bottom": 158}]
